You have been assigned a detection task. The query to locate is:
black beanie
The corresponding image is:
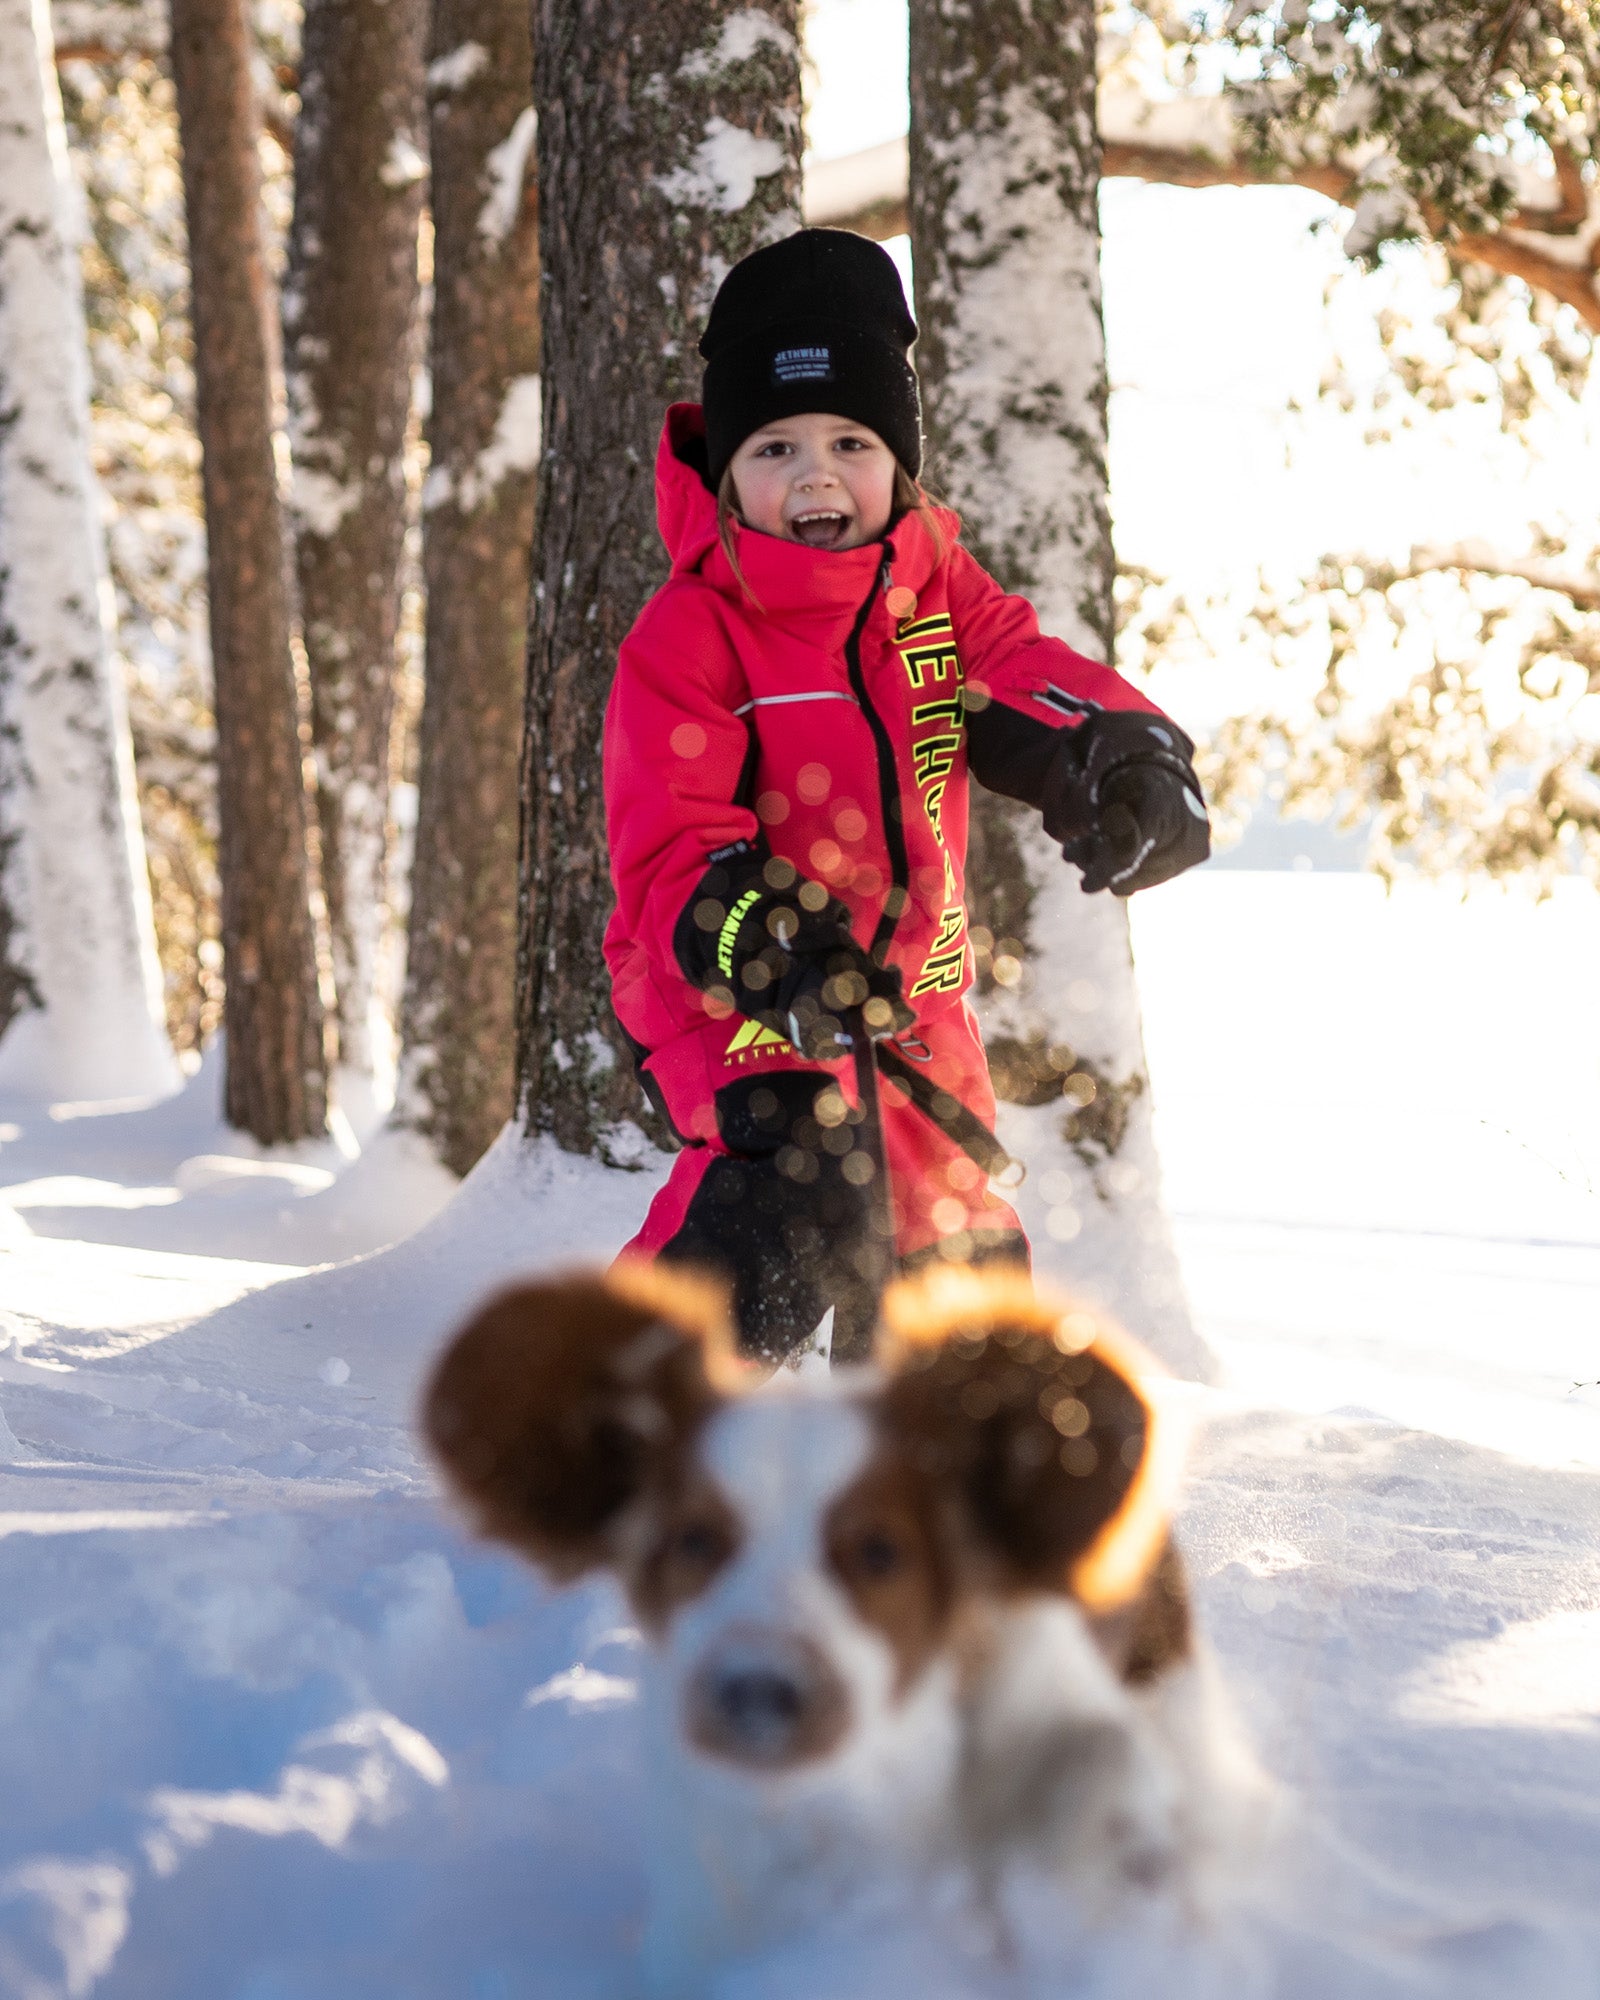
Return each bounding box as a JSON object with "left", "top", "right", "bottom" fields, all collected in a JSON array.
[{"left": 699, "top": 228, "right": 922, "bottom": 490}]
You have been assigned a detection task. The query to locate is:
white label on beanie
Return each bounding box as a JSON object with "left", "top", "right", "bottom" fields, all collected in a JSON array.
[{"left": 772, "top": 345, "right": 834, "bottom": 384}]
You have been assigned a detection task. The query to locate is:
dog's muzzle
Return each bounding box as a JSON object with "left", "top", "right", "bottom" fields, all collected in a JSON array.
[{"left": 684, "top": 1627, "right": 849, "bottom": 1771}]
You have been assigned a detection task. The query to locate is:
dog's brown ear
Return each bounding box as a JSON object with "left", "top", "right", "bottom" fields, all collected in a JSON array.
[
  {"left": 422, "top": 1260, "right": 738, "bottom": 1580},
  {"left": 875, "top": 1268, "right": 1181, "bottom": 1613}
]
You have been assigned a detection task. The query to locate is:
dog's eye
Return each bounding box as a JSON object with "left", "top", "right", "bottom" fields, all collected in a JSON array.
[
  {"left": 850, "top": 1529, "right": 905, "bottom": 1580},
  {"left": 672, "top": 1519, "right": 728, "bottom": 1568}
]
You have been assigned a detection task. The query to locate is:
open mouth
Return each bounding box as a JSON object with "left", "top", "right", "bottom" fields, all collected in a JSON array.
[{"left": 789, "top": 510, "right": 853, "bottom": 550}]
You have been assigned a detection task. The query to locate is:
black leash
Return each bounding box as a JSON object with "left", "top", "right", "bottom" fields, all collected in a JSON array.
[
  {"left": 829, "top": 1023, "right": 1021, "bottom": 1367},
  {"left": 830, "top": 1009, "right": 899, "bottom": 1365},
  {"left": 872, "top": 1040, "right": 1017, "bottom": 1181}
]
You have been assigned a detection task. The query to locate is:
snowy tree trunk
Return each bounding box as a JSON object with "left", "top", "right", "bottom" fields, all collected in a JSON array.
[
  {"left": 285, "top": 0, "right": 427, "bottom": 1091},
  {"left": 0, "top": 0, "right": 177, "bottom": 1103},
  {"left": 392, "top": 0, "right": 538, "bottom": 1179},
  {"left": 170, "top": 0, "right": 329, "bottom": 1144},
  {"left": 909, "top": 0, "right": 1211, "bottom": 1377},
  {"left": 517, "top": 0, "right": 803, "bottom": 1162}
]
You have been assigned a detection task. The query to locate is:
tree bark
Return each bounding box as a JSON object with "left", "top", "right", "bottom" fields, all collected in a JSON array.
[
  {"left": 0, "top": 0, "right": 176, "bottom": 1103},
  {"left": 518, "top": 0, "right": 803, "bottom": 1164},
  {"left": 393, "top": 0, "right": 539, "bottom": 1178},
  {"left": 169, "top": 0, "right": 328, "bottom": 1143},
  {"left": 910, "top": 0, "right": 1210, "bottom": 1376},
  {"left": 286, "top": 0, "right": 427, "bottom": 1087}
]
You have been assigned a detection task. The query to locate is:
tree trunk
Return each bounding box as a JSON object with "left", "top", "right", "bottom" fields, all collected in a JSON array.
[
  {"left": 0, "top": 0, "right": 176, "bottom": 1103},
  {"left": 392, "top": 0, "right": 539, "bottom": 1179},
  {"left": 169, "top": 0, "right": 328, "bottom": 1144},
  {"left": 910, "top": 0, "right": 1210, "bottom": 1376},
  {"left": 519, "top": 0, "right": 803, "bottom": 1164},
  {"left": 286, "top": 0, "right": 427, "bottom": 1088}
]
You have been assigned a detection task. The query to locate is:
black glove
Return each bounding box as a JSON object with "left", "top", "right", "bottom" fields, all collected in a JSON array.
[
  {"left": 1041, "top": 709, "right": 1210, "bottom": 896},
  {"left": 680, "top": 842, "right": 913, "bottom": 1060},
  {"left": 775, "top": 938, "right": 913, "bottom": 1060}
]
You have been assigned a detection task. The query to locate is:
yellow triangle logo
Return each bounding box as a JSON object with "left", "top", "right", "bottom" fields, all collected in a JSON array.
[{"left": 726, "top": 1018, "right": 789, "bottom": 1054}]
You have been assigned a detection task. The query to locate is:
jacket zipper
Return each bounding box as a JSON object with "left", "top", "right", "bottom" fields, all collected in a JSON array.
[{"left": 845, "top": 553, "right": 909, "bottom": 964}]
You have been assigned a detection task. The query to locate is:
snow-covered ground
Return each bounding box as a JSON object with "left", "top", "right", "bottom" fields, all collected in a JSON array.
[{"left": 1, "top": 872, "right": 1597, "bottom": 1998}]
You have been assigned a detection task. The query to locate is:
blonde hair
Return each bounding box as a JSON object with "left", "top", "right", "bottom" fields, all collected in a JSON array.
[{"left": 716, "top": 460, "right": 947, "bottom": 608}]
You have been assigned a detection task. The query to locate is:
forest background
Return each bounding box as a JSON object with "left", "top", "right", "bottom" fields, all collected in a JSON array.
[
  {"left": 0, "top": 7, "right": 1597, "bottom": 1988},
  {"left": 0, "top": 0, "right": 1597, "bottom": 1369}
]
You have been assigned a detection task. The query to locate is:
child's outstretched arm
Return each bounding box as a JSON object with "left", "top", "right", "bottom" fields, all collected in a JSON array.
[{"left": 947, "top": 545, "right": 1210, "bottom": 896}]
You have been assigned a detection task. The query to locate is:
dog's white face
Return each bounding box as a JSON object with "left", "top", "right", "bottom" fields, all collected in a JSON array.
[
  {"left": 424, "top": 1265, "right": 1191, "bottom": 1806},
  {"left": 659, "top": 1393, "right": 890, "bottom": 1774}
]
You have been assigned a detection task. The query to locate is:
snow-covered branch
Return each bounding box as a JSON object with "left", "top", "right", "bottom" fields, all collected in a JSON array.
[
  {"left": 807, "top": 82, "right": 1600, "bottom": 333},
  {"left": 50, "top": 1, "right": 164, "bottom": 59},
  {"left": 1403, "top": 541, "right": 1600, "bottom": 614},
  {"left": 802, "top": 135, "right": 908, "bottom": 235},
  {"left": 1102, "top": 88, "right": 1600, "bottom": 331},
  {"left": 50, "top": 2, "right": 300, "bottom": 154}
]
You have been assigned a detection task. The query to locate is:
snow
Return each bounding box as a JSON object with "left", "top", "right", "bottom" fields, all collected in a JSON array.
[
  {"left": 802, "top": 132, "right": 905, "bottom": 225},
  {"left": 49, "top": 3, "right": 166, "bottom": 59},
  {"left": 476, "top": 105, "right": 536, "bottom": 245},
  {"left": 983, "top": 813, "right": 1212, "bottom": 1379},
  {"left": 452, "top": 373, "right": 542, "bottom": 513},
  {"left": 287, "top": 461, "right": 364, "bottom": 538},
  {"left": 676, "top": 8, "right": 797, "bottom": 81},
  {"left": 1, "top": 872, "right": 1599, "bottom": 1995},
  {"left": 425, "top": 41, "right": 488, "bottom": 95},
  {"left": 380, "top": 134, "right": 427, "bottom": 191},
  {"left": 423, "top": 371, "right": 541, "bottom": 512},
  {"left": 653, "top": 118, "right": 788, "bottom": 216},
  {"left": 1098, "top": 79, "right": 1239, "bottom": 163}
]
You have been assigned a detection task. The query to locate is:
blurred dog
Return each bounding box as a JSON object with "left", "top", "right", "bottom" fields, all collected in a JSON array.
[{"left": 423, "top": 1262, "right": 1256, "bottom": 1996}]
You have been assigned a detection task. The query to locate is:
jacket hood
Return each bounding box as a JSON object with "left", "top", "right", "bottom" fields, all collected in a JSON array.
[
  {"left": 654, "top": 403, "right": 954, "bottom": 620},
  {"left": 656, "top": 404, "right": 725, "bottom": 576}
]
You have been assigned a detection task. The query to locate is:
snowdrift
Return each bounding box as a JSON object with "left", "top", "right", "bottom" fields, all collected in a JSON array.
[{"left": 0, "top": 874, "right": 1597, "bottom": 1997}]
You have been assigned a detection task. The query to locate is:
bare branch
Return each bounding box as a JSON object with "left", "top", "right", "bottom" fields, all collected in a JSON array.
[{"left": 53, "top": 38, "right": 156, "bottom": 60}]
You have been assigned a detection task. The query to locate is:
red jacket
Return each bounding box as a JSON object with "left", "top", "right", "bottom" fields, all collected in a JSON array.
[{"left": 603, "top": 406, "right": 1162, "bottom": 1135}]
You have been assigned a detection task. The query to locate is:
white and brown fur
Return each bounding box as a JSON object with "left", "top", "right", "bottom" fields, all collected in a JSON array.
[{"left": 423, "top": 1262, "right": 1259, "bottom": 1996}]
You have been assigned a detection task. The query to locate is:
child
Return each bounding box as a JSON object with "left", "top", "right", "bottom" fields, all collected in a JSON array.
[{"left": 603, "top": 229, "right": 1209, "bottom": 1363}]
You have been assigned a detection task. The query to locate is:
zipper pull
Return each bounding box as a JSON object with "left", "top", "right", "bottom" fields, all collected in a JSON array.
[{"left": 884, "top": 575, "right": 919, "bottom": 623}]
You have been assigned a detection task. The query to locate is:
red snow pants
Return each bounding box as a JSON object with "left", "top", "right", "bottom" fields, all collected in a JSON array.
[{"left": 624, "top": 1000, "right": 1026, "bottom": 1361}]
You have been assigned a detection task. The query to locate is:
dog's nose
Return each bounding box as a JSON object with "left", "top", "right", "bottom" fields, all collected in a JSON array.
[{"left": 685, "top": 1630, "right": 849, "bottom": 1770}]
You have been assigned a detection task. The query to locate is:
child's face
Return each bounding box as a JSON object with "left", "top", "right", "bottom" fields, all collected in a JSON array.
[{"left": 728, "top": 413, "right": 897, "bottom": 552}]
